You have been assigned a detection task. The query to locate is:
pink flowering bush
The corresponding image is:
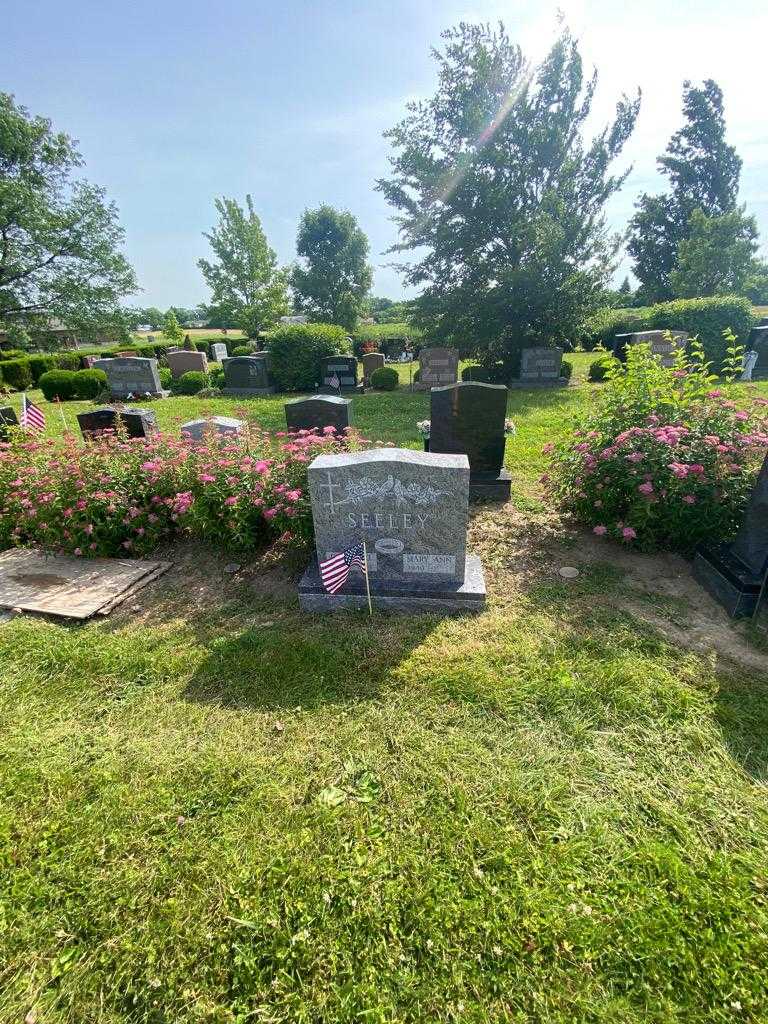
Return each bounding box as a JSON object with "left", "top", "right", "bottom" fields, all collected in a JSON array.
[
  {"left": 545, "top": 341, "right": 768, "bottom": 552},
  {"left": 0, "top": 423, "right": 366, "bottom": 558}
]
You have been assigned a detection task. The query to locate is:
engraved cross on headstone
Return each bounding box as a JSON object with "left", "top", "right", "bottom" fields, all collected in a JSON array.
[{"left": 320, "top": 471, "right": 342, "bottom": 514}]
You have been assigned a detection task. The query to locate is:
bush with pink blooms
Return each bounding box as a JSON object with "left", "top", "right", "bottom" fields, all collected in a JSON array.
[
  {"left": 0, "top": 423, "right": 366, "bottom": 558},
  {"left": 545, "top": 339, "right": 768, "bottom": 552}
]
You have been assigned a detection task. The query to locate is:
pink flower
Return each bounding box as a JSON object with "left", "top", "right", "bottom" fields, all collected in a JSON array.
[
  {"left": 734, "top": 411, "right": 749, "bottom": 422},
  {"left": 322, "top": 425, "right": 337, "bottom": 435},
  {"left": 621, "top": 527, "right": 637, "bottom": 541},
  {"left": 638, "top": 481, "right": 654, "bottom": 495},
  {"left": 669, "top": 462, "right": 690, "bottom": 479},
  {"left": 626, "top": 452, "right": 644, "bottom": 463},
  {"left": 593, "top": 525, "right": 607, "bottom": 536},
  {"left": 73, "top": 547, "right": 82, "bottom": 556},
  {"left": 224, "top": 496, "right": 237, "bottom": 506},
  {"left": 682, "top": 494, "right": 696, "bottom": 504},
  {"left": 198, "top": 473, "right": 216, "bottom": 484},
  {"left": 707, "top": 389, "right": 723, "bottom": 398},
  {"left": 263, "top": 508, "right": 278, "bottom": 519}
]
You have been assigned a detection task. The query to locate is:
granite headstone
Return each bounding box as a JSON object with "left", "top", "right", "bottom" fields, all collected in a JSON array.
[
  {"left": 746, "top": 326, "right": 768, "bottom": 380},
  {"left": 92, "top": 357, "right": 166, "bottom": 399},
  {"left": 167, "top": 349, "right": 208, "bottom": 378},
  {"left": 298, "top": 447, "right": 486, "bottom": 613},
  {"left": 0, "top": 405, "right": 19, "bottom": 442},
  {"left": 222, "top": 354, "right": 275, "bottom": 396},
  {"left": 519, "top": 347, "right": 564, "bottom": 384},
  {"left": 415, "top": 348, "right": 459, "bottom": 391},
  {"left": 77, "top": 406, "right": 158, "bottom": 440},
  {"left": 693, "top": 451, "right": 768, "bottom": 617},
  {"left": 362, "top": 352, "right": 385, "bottom": 382},
  {"left": 180, "top": 416, "right": 245, "bottom": 442},
  {"left": 320, "top": 356, "right": 360, "bottom": 393},
  {"left": 284, "top": 395, "right": 352, "bottom": 434},
  {"left": 428, "top": 382, "right": 511, "bottom": 501},
  {"left": 210, "top": 342, "right": 228, "bottom": 363},
  {"left": 612, "top": 330, "right": 688, "bottom": 367}
]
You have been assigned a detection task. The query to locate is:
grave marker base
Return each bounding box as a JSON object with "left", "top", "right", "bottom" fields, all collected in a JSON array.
[
  {"left": 469, "top": 469, "right": 512, "bottom": 502},
  {"left": 298, "top": 552, "right": 486, "bottom": 614},
  {"left": 318, "top": 384, "right": 364, "bottom": 395},
  {"left": 221, "top": 386, "right": 276, "bottom": 396},
  {"left": 693, "top": 544, "right": 764, "bottom": 618}
]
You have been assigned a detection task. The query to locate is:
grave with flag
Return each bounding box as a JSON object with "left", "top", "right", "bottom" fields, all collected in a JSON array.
[{"left": 21, "top": 395, "right": 46, "bottom": 432}]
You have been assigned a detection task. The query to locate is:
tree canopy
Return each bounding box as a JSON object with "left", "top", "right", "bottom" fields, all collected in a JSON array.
[
  {"left": 198, "top": 195, "right": 289, "bottom": 339},
  {"left": 0, "top": 92, "right": 136, "bottom": 337},
  {"left": 376, "top": 24, "right": 640, "bottom": 373},
  {"left": 291, "top": 205, "right": 372, "bottom": 331}
]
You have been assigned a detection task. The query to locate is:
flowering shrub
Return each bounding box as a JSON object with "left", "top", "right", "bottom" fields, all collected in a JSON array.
[
  {"left": 545, "top": 340, "right": 768, "bottom": 552},
  {"left": 0, "top": 424, "right": 368, "bottom": 558}
]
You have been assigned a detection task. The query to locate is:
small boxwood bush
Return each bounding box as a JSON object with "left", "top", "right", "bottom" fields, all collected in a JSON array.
[
  {"left": 176, "top": 370, "right": 208, "bottom": 395},
  {"left": 560, "top": 359, "right": 573, "bottom": 381},
  {"left": 194, "top": 340, "right": 209, "bottom": 354},
  {"left": 73, "top": 368, "right": 108, "bottom": 399},
  {"left": 589, "top": 354, "right": 616, "bottom": 382},
  {"left": 28, "top": 355, "right": 55, "bottom": 384},
  {"left": 0, "top": 359, "right": 33, "bottom": 392},
  {"left": 370, "top": 366, "right": 399, "bottom": 391},
  {"left": 231, "top": 345, "right": 252, "bottom": 356},
  {"left": 39, "top": 369, "right": 78, "bottom": 401},
  {"left": 158, "top": 367, "right": 173, "bottom": 389},
  {"left": 267, "top": 324, "right": 349, "bottom": 391},
  {"left": 53, "top": 352, "right": 82, "bottom": 371}
]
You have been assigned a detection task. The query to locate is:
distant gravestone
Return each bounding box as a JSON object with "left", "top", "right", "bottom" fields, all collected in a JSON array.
[
  {"left": 92, "top": 357, "right": 166, "bottom": 399},
  {"left": 284, "top": 394, "right": 352, "bottom": 434},
  {"left": 77, "top": 406, "right": 158, "bottom": 440},
  {"left": 222, "top": 354, "right": 275, "bottom": 396},
  {"left": 612, "top": 330, "right": 688, "bottom": 367},
  {"left": 519, "top": 347, "right": 564, "bottom": 385},
  {"left": 428, "top": 382, "right": 511, "bottom": 501},
  {"left": 362, "top": 351, "right": 385, "bottom": 382},
  {"left": 694, "top": 451, "right": 768, "bottom": 617},
  {"left": 298, "top": 447, "right": 486, "bottom": 613},
  {"left": 210, "top": 342, "right": 228, "bottom": 363},
  {"left": 167, "top": 349, "right": 208, "bottom": 378},
  {"left": 320, "top": 356, "right": 360, "bottom": 393},
  {"left": 0, "top": 406, "right": 19, "bottom": 442},
  {"left": 746, "top": 326, "right": 768, "bottom": 380},
  {"left": 180, "top": 416, "right": 245, "bottom": 442},
  {"left": 415, "top": 348, "right": 459, "bottom": 391},
  {"left": 80, "top": 355, "right": 96, "bottom": 369}
]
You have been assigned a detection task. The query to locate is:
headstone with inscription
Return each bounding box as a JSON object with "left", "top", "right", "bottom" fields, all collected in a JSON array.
[
  {"left": 415, "top": 348, "right": 459, "bottom": 391},
  {"left": 298, "top": 447, "right": 486, "bottom": 613},
  {"left": 180, "top": 416, "right": 245, "bottom": 442},
  {"left": 222, "top": 354, "right": 275, "bottom": 396},
  {"left": 210, "top": 342, "right": 228, "bottom": 363},
  {"left": 612, "top": 330, "right": 688, "bottom": 367},
  {"left": 285, "top": 395, "right": 352, "bottom": 434},
  {"left": 320, "top": 356, "right": 361, "bottom": 393},
  {"left": 77, "top": 406, "right": 158, "bottom": 440},
  {"left": 167, "top": 349, "right": 208, "bottom": 378},
  {"left": 746, "top": 326, "right": 768, "bottom": 380},
  {"left": 0, "top": 406, "right": 19, "bottom": 442},
  {"left": 519, "top": 347, "right": 564, "bottom": 385},
  {"left": 362, "top": 351, "right": 385, "bottom": 382},
  {"left": 428, "top": 382, "right": 511, "bottom": 501},
  {"left": 92, "top": 357, "right": 167, "bottom": 399},
  {"left": 694, "top": 451, "right": 768, "bottom": 617}
]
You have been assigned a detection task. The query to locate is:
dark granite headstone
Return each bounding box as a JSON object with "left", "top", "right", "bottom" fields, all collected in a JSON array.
[
  {"left": 428, "top": 382, "right": 511, "bottom": 501},
  {"left": 0, "top": 405, "right": 19, "bottom": 442},
  {"left": 693, "top": 452, "right": 768, "bottom": 617},
  {"left": 77, "top": 406, "right": 158, "bottom": 440},
  {"left": 746, "top": 327, "right": 768, "bottom": 380},
  {"left": 320, "top": 356, "right": 360, "bottom": 393},
  {"left": 92, "top": 357, "right": 166, "bottom": 398},
  {"left": 222, "top": 354, "right": 275, "bottom": 396},
  {"left": 415, "top": 348, "right": 459, "bottom": 391},
  {"left": 298, "top": 448, "right": 485, "bottom": 613},
  {"left": 284, "top": 395, "right": 352, "bottom": 434}
]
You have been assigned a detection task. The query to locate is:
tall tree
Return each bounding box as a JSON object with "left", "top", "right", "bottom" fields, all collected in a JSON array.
[
  {"left": 162, "top": 309, "right": 183, "bottom": 344},
  {"left": 376, "top": 24, "right": 639, "bottom": 374},
  {"left": 669, "top": 208, "right": 758, "bottom": 298},
  {"left": 198, "top": 195, "right": 289, "bottom": 339},
  {"left": 0, "top": 92, "right": 136, "bottom": 337},
  {"left": 628, "top": 80, "right": 742, "bottom": 302},
  {"left": 291, "top": 205, "right": 373, "bottom": 330}
]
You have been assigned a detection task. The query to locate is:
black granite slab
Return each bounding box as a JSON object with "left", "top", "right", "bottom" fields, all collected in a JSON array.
[
  {"left": 319, "top": 356, "right": 360, "bottom": 393},
  {"left": 77, "top": 407, "right": 158, "bottom": 439},
  {"left": 693, "top": 545, "right": 764, "bottom": 618},
  {"left": 284, "top": 395, "right": 352, "bottom": 433},
  {"left": 0, "top": 405, "right": 19, "bottom": 441},
  {"left": 222, "top": 354, "right": 275, "bottom": 395}
]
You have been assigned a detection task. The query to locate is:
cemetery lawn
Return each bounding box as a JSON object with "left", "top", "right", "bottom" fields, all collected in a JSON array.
[{"left": 2, "top": 355, "right": 768, "bottom": 1022}]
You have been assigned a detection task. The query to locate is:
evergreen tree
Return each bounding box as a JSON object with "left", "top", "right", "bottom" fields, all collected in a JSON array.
[{"left": 162, "top": 310, "right": 183, "bottom": 344}]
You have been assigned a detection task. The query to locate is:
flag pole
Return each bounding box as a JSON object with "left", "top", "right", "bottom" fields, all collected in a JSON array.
[
  {"left": 361, "top": 536, "right": 373, "bottom": 617},
  {"left": 54, "top": 396, "right": 67, "bottom": 432}
]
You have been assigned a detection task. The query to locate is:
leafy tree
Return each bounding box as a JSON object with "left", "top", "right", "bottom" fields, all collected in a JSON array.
[
  {"left": 628, "top": 80, "right": 742, "bottom": 302},
  {"left": 670, "top": 208, "right": 758, "bottom": 298},
  {"left": 198, "top": 195, "right": 289, "bottom": 339},
  {"left": 376, "top": 24, "right": 639, "bottom": 375},
  {"left": 162, "top": 310, "right": 183, "bottom": 344},
  {"left": 744, "top": 258, "right": 768, "bottom": 306},
  {"left": 0, "top": 92, "right": 137, "bottom": 336},
  {"left": 291, "top": 205, "right": 372, "bottom": 330}
]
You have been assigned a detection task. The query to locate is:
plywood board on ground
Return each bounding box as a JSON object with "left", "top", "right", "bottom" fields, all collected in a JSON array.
[{"left": 0, "top": 549, "right": 171, "bottom": 619}]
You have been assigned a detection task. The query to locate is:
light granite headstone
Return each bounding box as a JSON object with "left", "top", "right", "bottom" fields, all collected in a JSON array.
[
  {"left": 284, "top": 395, "right": 352, "bottom": 434},
  {"left": 362, "top": 351, "right": 385, "bottom": 382},
  {"left": 519, "top": 347, "right": 564, "bottom": 384},
  {"left": 298, "top": 447, "right": 486, "bottom": 613},
  {"left": 92, "top": 357, "right": 166, "bottom": 398},
  {"left": 415, "top": 348, "right": 459, "bottom": 390},
  {"left": 612, "top": 330, "right": 688, "bottom": 367},
  {"left": 180, "top": 416, "right": 245, "bottom": 442},
  {"left": 167, "top": 349, "right": 208, "bottom": 378},
  {"left": 210, "top": 342, "right": 228, "bottom": 363},
  {"left": 222, "top": 354, "right": 275, "bottom": 395}
]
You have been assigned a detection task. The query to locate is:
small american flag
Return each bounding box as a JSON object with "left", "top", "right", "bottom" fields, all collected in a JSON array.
[
  {"left": 21, "top": 395, "right": 45, "bottom": 433},
  {"left": 328, "top": 373, "right": 340, "bottom": 390},
  {"left": 320, "top": 541, "right": 366, "bottom": 594}
]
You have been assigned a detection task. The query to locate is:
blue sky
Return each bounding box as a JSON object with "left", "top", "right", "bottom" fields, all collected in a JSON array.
[{"left": 5, "top": 0, "right": 767, "bottom": 308}]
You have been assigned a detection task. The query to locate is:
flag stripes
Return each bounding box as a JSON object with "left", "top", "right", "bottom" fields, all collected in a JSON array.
[
  {"left": 21, "top": 395, "right": 45, "bottom": 432},
  {"left": 319, "top": 541, "right": 366, "bottom": 594}
]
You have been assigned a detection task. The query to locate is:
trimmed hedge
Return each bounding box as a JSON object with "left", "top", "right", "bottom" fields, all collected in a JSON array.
[
  {"left": 370, "top": 366, "right": 399, "bottom": 391},
  {"left": 231, "top": 345, "right": 252, "bottom": 356},
  {"left": 175, "top": 370, "right": 208, "bottom": 395},
  {"left": 560, "top": 359, "right": 573, "bottom": 381},
  {"left": 0, "top": 359, "right": 33, "bottom": 391},
  {"left": 577, "top": 296, "right": 756, "bottom": 369},
  {"left": 39, "top": 370, "right": 78, "bottom": 401},
  {"left": 267, "top": 324, "right": 349, "bottom": 391},
  {"left": 73, "top": 368, "right": 108, "bottom": 399}
]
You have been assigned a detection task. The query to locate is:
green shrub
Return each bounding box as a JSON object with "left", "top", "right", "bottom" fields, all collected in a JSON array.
[
  {"left": 136, "top": 344, "right": 157, "bottom": 358},
  {"left": 158, "top": 367, "right": 173, "bottom": 389},
  {"left": 577, "top": 296, "right": 756, "bottom": 369},
  {"left": 231, "top": 345, "right": 252, "bottom": 356},
  {"left": 73, "top": 368, "right": 108, "bottom": 399},
  {"left": 209, "top": 367, "right": 225, "bottom": 389},
  {"left": 560, "top": 359, "right": 573, "bottom": 381},
  {"left": 0, "top": 349, "right": 26, "bottom": 362},
  {"left": 370, "top": 366, "right": 399, "bottom": 391},
  {"left": 194, "top": 340, "right": 209, "bottom": 354},
  {"left": 53, "top": 352, "right": 82, "bottom": 371},
  {"left": 267, "top": 324, "right": 349, "bottom": 391},
  {"left": 0, "top": 359, "right": 33, "bottom": 392},
  {"left": 589, "top": 355, "right": 616, "bottom": 382},
  {"left": 39, "top": 369, "right": 78, "bottom": 401},
  {"left": 28, "top": 355, "right": 55, "bottom": 384},
  {"left": 176, "top": 370, "right": 208, "bottom": 395}
]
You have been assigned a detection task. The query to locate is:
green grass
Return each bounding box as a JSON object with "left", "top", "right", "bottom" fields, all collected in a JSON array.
[{"left": 2, "top": 354, "right": 768, "bottom": 1021}]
